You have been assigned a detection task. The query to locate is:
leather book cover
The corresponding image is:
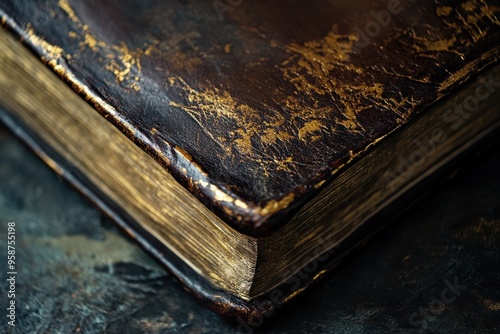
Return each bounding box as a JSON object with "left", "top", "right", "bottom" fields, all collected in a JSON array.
[{"left": 1, "top": 0, "right": 500, "bottom": 324}]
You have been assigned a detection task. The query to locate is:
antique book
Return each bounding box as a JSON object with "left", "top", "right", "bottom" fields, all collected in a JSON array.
[{"left": 1, "top": 0, "right": 499, "bottom": 325}]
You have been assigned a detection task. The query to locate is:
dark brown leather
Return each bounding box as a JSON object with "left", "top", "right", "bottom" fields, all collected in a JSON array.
[{"left": 1, "top": 0, "right": 499, "bottom": 235}]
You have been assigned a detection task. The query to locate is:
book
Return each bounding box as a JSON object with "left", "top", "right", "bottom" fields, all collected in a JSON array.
[{"left": 1, "top": 0, "right": 499, "bottom": 324}]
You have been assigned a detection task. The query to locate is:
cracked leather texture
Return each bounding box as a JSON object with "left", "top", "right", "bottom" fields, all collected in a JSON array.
[{"left": 1, "top": 0, "right": 500, "bottom": 235}]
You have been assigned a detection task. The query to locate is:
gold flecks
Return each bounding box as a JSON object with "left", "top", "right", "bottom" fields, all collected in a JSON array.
[
  {"left": 81, "top": 25, "right": 105, "bottom": 52},
  {"left": 104, "top": 42, "right": 152, "bottom": 91},
  {"left": 439, "top": 47, "right": 499, "bottom": 92},
  {"left": 483, "top": 299, "right": 500, "bottom": 311},
  {"left": 25, "top": 25, "right": 64, "bottom": 66},
  {"left": 412, "top": 33, "right": 459, "bottom": 56},
  {"left": 412, "top": 0, "right": 500, "bottom": 60},
  {"left": 59, "top": 0, "right": 106, "bottom": 52},
  {"left": 168, "top": 73, "right": 305, "bottom": 166},
  {"left": 259, "top": 131, "right": 275, "bottom": 146},
  {"left": 168, "top": 76, "right": 256, "bottom": 153},
  {"left": 453, "top": 219, "right": 499, "bottom": 244},
  {"left": 109, "top": 43, "right": 139, "bottom": 79},
  {"left": 143, "top": 43, "right": 156, "bottom": 56},
  {"left": 298, "top": 120, "right": 323, "bottom": 140},
  {"left": 196, "top": 179, "right": 251, "bottom": 211},
  {"left": 314, "top": 180, "right": 326, "bottom": 189},
  {"left": 274, "top": 156, "right": 294, "bottom": 173},
  {"left": 53, "top": 64, "right": 66, "bottom": 76},
  {"left": 283, "top": 28, "right": 356, "bottom": 70},
  {"left": 209, "top": 184, "right": 237, "bottom": 204},
  {"left": 312, "top": 269, "right": 328, "bottom": 281},
  {"left": 234, "top": 199, "right": 249, "bottom": 210},
  {"left": 279, "top": 26, "right": 380, "bottom": 134},
  {"left": 150, "top": 128, "right": 158, "bottom": 135},
  {"left": 260, "top": 128, "right": 293, "bottom": 146},
  {"left": 310, "top": 135, "right": 321, "bottom": 142},
  {"left": 233, "top": 128, "right": 255, "bottom": 156},
  {"left": 436, "top": 6, "right": 453, "bottom": 16},
  {"left": 260, "top": 193, "right": 295, "bottom": 216},
  {"left": 58, "top": 0, "right": 78, "bottom": 23},
  {"left": 284, "top": 286, "right": 307, "bottom": 303},
  {"left": 58, "top": 0, "right": 106, "bottom": 52},
  {"left": 30, "top": 0, "right": 496, "bottom": 226},
  {"left": 439, "top": 58, "right": 481, "bottom": 92},
  {"left": 173, "top": 145, "right": 193, "bottom": 161}
]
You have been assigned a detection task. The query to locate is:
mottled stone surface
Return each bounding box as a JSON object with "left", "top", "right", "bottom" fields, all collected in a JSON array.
[{"left": 0, "top": 126, "right": 499, "bottom": 333}]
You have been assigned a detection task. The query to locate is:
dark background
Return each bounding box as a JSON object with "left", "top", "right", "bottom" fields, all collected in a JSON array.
[{"left": 0, "top": 126, "right": 499, "bottom": 333}]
